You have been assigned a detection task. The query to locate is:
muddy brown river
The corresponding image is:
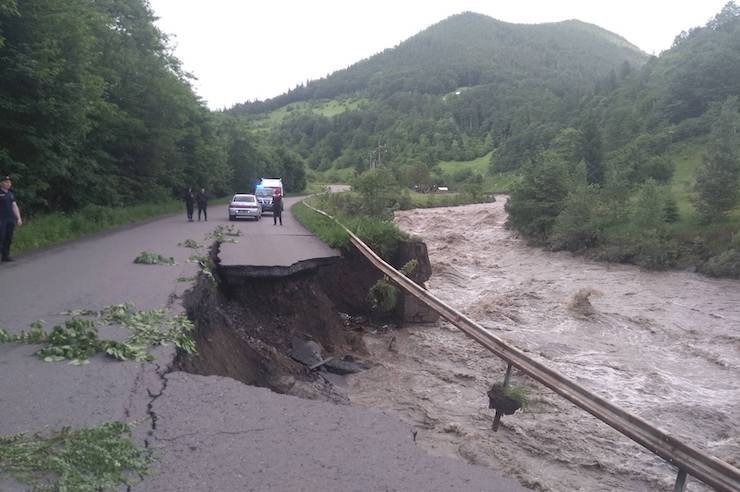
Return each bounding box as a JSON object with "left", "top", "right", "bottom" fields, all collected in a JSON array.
[{"left": 347, "top": 199, "right": 740, "bottom": 491}]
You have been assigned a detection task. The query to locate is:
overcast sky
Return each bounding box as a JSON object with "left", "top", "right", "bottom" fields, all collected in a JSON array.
[{"left": 148, "top": 0, "right": 729, "bottom": 110}]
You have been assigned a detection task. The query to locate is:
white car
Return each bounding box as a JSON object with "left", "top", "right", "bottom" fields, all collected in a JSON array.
[{"left": 228, "top": 194, "right": 262, "bottom": 221}]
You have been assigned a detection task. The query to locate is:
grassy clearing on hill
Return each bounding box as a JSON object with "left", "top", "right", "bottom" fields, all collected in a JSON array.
[
  {"left": 251, "top": 98, "right": 366, "bottom": 129},
  {"left": 307, "top": 166, "right": 357, "bottom": 186},
  {"left": 438, "top": 152, "right": 520, "bottom": 192}
]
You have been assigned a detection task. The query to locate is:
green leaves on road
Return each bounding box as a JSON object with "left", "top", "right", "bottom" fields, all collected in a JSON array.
[
  {"left": 0, "top": 421, "right": 151, "bottom": 491},
  {"left": 0, "top": 304, "right": 196, "bottom": 365},
  {"left": 178, "top": 238, "right": 201, "bottom": 249},
  {"left": 134, "top": 251, "right": 176, "bottom": 266},
  {"left": 207, "top": 224, "right": 242, "bottom": 244}
]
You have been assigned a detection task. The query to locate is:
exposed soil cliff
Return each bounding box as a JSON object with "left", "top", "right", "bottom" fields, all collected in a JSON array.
[{"left": 175, "top": 240, "right": 433, "bottom": 403}]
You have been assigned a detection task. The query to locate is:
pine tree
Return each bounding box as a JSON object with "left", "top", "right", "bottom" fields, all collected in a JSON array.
[{"left": 694, "top": 97, "right": 739, "bottom": 222}]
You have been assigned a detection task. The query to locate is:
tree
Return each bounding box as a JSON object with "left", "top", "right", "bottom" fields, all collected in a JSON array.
[
  {"left": 505, "top": 158, "right": 569, "bottom": 241},
  {"left": 581, "top": 113, "right": 604, "bottom": 186},
  {"left": 694, "top": 96, "right": 739, "bottom": 222},
  {"left": 403, "top": 160, "right": 433, "bottom": 191},
  {"left": 353, "top": 167, "right": 399, "bottom": 218},
  {"left": 273, "top": 146, "right": 306, "bottom": 192}
]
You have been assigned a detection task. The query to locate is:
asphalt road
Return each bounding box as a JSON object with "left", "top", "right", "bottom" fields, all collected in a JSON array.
[{"left": 0, "top": 199, "right": 524, "bottom": 491}]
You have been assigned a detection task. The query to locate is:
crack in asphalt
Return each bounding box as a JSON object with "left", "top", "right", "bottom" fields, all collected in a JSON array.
[{"left": 144, "top": 360, "right": 173, "bottom": 449}]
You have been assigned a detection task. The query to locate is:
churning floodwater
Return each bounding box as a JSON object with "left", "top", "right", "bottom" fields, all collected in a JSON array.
[{"left": 347, "top": 198, "right": 739, "bottom": 491}]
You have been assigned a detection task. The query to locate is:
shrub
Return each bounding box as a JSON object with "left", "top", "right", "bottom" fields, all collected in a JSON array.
[
  {"left": 345, "top": 216, "right": 403, "bottom": 260},
  {"left": 550, "top": 185, "right": 608, "bottom": 251},
  {"left": 700, "top": 249, "right": 740, "bottom": 278},
  {"left": 503, "top": 384, "right": 530, "bottom": 409},
  {"left": 368, "top": 277, "right": 399, "bottom": 313},
  {"left": 505, "top": 158, "right": 569, "bottom": 241}
]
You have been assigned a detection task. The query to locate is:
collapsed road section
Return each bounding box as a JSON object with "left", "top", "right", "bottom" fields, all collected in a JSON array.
[{"left": 176, "top": 237, "right": 438, "bottom": 404}]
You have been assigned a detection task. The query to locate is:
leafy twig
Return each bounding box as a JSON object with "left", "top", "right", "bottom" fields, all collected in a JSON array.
[
  {"left": 133, "top": 251, "right": 175, "bottom": 266},
  {"left": 0, "top": 304, "right": 196, "bottom": 364},
  {"left": 0, "top": 421, "right": 151, "bottom": 491}
]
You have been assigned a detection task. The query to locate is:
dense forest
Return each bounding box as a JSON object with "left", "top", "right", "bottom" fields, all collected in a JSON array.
[
  {"left": 233, "top": 5, "right": 740, "bottom": 276},
  {"left": 0, "top": 0, "right": 304, "bottom": 216}
]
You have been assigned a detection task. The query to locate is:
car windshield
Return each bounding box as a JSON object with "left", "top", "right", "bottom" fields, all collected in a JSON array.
[
  {"left": 233, "top": 195, "right": 255, "bottom": 203},
  {"left": 255, "top": 188, "right": 274, "bottom": 197}
]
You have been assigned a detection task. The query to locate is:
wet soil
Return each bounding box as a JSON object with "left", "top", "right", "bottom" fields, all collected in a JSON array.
[
  {"left": 347, "top": 199, "right": 740, "bottom": 491},
  {"left": 175, "top": 242, "right": 431, "bottom": 403}
]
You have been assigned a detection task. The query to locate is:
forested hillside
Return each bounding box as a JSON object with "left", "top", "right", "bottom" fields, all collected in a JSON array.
[
  {"left": 0, "top": 0, "right": 304, "bottom": 216},
  {"left": 231, "top": 12, "right": 647, "bottom": 178},
  {"left": 506, "top": 2, "right": 740, "bottom": 276}
]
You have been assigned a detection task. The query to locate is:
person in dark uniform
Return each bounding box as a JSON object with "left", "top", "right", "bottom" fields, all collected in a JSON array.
[
  {"left": 184, "top": 187, "right": 194, "bottom": 222},
  {"left": 0, "top": 175, "right": 22, "bottom": 262},
  {"left": 196, "top": 188, "right": 208, "bottom": 221},
  {"left": 272, "top": 190, "right": 283, "bottom": 226}
]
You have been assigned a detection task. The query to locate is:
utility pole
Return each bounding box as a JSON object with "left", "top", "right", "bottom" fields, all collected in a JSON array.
[{"left": 370, "top": 141, "right": 386, "bottom": 170}]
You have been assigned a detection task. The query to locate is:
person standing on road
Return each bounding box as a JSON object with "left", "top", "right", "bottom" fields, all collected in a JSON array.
[
  {"left": 184, "top": 187, "right": 195, "bottom": 222},
  {"left": 196, "top": 188, "right": 208, "bottom": 221},
  {"left": 0, "top": 175, "right": 22, "bottom": 262},
  {"left": 273, "top": 190, "right": 283, "bottom": 226}
]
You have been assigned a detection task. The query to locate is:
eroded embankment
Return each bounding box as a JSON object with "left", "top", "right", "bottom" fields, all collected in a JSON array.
[{"left": 175, "top": 241, "right": 432, "bottom": 403}]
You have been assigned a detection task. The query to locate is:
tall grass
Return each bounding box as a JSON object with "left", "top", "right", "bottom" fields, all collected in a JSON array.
[
  {"left": 292, "top": 198, "right": 404, "bottom": 260},
  {"left": 13, "top": 201, "right": 182, "bottom": 255}
]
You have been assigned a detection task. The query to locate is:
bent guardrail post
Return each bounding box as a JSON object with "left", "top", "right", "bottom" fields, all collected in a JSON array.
[
  {"left": 301, "top": 202, "right": 740, "bottom": 492},
  {"left": 674, "top": 469, "right": 688, "bottom": 492},
  {"left": 491, "top": 362, "right": 514, "bottom": 431}
]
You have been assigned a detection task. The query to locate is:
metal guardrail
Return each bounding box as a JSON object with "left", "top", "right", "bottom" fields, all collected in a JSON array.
[{"left": 301, "top": 201, "right": 740, "bottom": 492}]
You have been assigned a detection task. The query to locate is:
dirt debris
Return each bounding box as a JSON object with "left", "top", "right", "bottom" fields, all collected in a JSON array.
[{"left": 567, "top": 287, "right": 604, "bottom": 317}]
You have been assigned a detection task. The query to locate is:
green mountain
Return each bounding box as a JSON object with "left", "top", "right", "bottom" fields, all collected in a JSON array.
[
  {"left": 229, "top": 12, "right": 648, "bottom": 175},
  {"left": 234, "top": 13, "right": 646, "bottom": 111}
]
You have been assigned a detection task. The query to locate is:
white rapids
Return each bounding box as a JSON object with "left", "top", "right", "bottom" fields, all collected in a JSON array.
[{"left": 347, "top": 198, "right": 740, "bottom": 491}]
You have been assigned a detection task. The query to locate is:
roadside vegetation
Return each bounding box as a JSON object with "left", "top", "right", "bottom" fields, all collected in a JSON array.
[
  {"left": 296, "top": 165, "right": 503, "bottom": 259},
  {"left": 13, "top": 200, "right": 179, "bottom": 256},
  {"left": 295, "top": 168, "right": 411, "bottom": 259},
  {"left": 0, "top": 421, "right": 150, "bottom": 491}
]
